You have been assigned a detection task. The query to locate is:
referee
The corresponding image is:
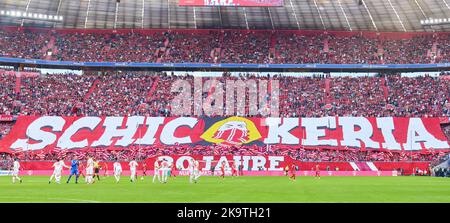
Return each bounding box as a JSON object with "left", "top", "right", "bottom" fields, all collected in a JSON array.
[{"left": 93, "top": 158, "right": 101, "bottom": 181}]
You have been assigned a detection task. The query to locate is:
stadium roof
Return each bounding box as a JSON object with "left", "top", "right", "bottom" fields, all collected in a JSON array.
[{"left": 0, "top": 0, "right": 449, "bottom": 32}]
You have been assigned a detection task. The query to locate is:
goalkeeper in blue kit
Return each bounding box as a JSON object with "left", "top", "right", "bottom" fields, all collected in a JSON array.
[{"left": 66, "top": 158, "right": 80, "bottom": 184}]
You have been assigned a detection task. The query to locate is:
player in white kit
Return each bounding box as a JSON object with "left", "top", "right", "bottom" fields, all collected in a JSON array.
[
  {"left": 189, "top": 158, "right": 200, "bottom": 183},
  {"left": 113, "top": 160, "right": 122, "bottom": 183},
  {"left": 152, "top": 159, "right": 161, "bottom": 183},
  {"left": 160, "top": 159, "right": 169, "bottom": 183},
  {"left": 49, "top": 159, "right": 69, "bottom": 184},
  {"left": 129, "top": 159, "right": 138, "bottom": 182},
  {"left": 12, "top": 158, "right": 22, "bottom": 184},
  {"left": 86, "top": 156, "right": 95, "bottom": 184}
]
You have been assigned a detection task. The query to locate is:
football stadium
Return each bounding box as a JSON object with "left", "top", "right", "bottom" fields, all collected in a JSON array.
[{"left": 0, "top": 0, "right": 449, "bottom": 205}]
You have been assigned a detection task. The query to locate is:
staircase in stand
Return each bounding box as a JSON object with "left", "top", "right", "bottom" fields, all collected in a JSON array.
[
  {"left": 324, "top": 78, "right": 331, "bottom": 104},
  {"left": 211, "top": 48, "right": 221, "bottom": 63},
  {"left": 377, "top": 43, "right": 384, "bottom": 64},
  {"left": 43, "top": 35, "right": 57, "bottom": 60},
  {"left": 15, "top": 75, "right": 21, "bottom": 94},
  {"left": 156, "top": 37, "right": 170, "bottom": 62},
  {"left": 147, "top": 76, "right": 159, "bottom": 101},
  {"left": 269, "top": 32, "right": 277, "bottom": 62},
  {"left": 429, "top": 41, "right": 438, "bottom": 63},
  {"left": 83, "top": 79, "right": 101, "bottom": 102},
  {"left": 218, "top": 31, "right": 225, "bottom": 63},
  {"left": 380, "top": 77, "right": 389, "bottom": 100},
  {"left": 100, "top": 46, "right": 111, "bottom": 61},
  {"left": 323, "top": 38, "right": 329, "bottom": 53}
]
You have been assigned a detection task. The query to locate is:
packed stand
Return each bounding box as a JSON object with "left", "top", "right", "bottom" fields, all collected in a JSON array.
[
  {"left": 275, "top": 33, "right": 326, "bottom": 64},
  {"left": 329, "top": 77, "right": 387, "bottom": 117},
  {"left": 435, "top": 35, "right": 450, "bottom": 63},
  {"left": 54, "top": 32, "right": 167, "bottom": 62},
  {"left": 220, "top": 31, "right": 271, "bottom": 64},
  {"left": 84, "top": 73, "right": 156, "bottom": 116},
  {"left": 0, "top": 73, "right": 19, "bottom": 115},
  {"left": 0, "top": 28, "right": 446, "bottom": 64},
  {"left": 327, "top": 35, "right": 379, "bottom": 64},
  {"left": 0, "top": 72, "right": 449, "bottom": 118},
  {"left": 162, "top": 32, "right": 220, "bottom": 63},
  {"left": 16, "top": 74, "right": 95, "bottom": 116},
  {"left": 0, "top": 29, "right": 48, "bottom": 59},
  {"left": 147, "top": 74, "right": 195, "bottom": 117},
  {"left": 386, "top": 74, "right": 450, "bottom": 117},
  {"left": 380, "top": 36, "right": 433, "bottom": 64},
  {"left": 0, "top": 122, "right": 13, "bottom": 139},
  {"left": 279, "top": 76, "right": 326, "bottom": 117}
]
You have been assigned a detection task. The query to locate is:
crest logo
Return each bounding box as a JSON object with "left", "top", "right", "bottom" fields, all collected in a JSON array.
[{"left": 201, "top": 117, "right": 262, "bottom": 146}]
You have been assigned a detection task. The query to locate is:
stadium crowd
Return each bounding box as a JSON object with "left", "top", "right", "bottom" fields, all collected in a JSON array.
[
  {"left": 162, "top": 31, "right": 220, "bottom": 63},
  {"left": 220, "top": 31, "right": 272, "bottom": 64},
  {"left": 0, "top": 28, "right": 449, "bottom": 166},
  {"left": 54, "top": 32, "right": 167, "bottom": 62},
  {"left": 0, "top": 28, "right": 449, "bottom": 64},
  {"left": 386, "top": 75, "right": 450, "bottom": 117},
  {"left": 0, "top": 29, "right": 48, "bottom": 59},
  {"left": 328, "top": 76, "right": 387, "bottom": 117},
  {"left": 0, "top": 71, "right": 449, "bottom": 118}
]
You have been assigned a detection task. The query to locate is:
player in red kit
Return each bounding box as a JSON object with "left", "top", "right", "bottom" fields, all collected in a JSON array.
[
  {"left": 315, "top": 164, "right": 320, "bottom": 179},
  {"left": 231, "top": 162, "right": 238, "bottom": 177},
  {"left": 103, "top": 162, "right": 108, "bottom": 177},
  {"left": 140, "top": 162, "right": 147, "bottom": 180},
  {"left": 170, "top": 163, "right": 176, "bottom": 178},
  {"left": 79, "top": 162, "right": 86, "bottom": 178},
  {"left": 220, "top": 161, "right": 226, "bottom": 179},
  {"left": 289, "top": 163, "right": 296, "bottom": 181},
  {"left": 284, "top": 165, "right": 289, "bottom": 176}
]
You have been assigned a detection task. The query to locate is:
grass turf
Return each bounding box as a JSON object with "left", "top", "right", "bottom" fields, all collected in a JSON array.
[{"left": 0, "top": 175, "right": 448, "bottom": 203}]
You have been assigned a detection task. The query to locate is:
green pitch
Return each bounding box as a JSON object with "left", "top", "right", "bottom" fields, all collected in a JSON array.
[{"left": 0, "top": 176, "right": 449, "bottom": 203}]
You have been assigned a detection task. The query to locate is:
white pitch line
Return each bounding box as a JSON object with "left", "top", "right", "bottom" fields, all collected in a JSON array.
[
  {"left": 46, "top": 197, "right": 101, "bottom": 203},
  {"left": 0, "top": 196, "right": 99, "bottom": 203}
]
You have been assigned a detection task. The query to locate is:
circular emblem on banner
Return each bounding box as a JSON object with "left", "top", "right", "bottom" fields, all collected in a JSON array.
[{"left": 200, "top": 117, "right": 262, "bottom": 146}]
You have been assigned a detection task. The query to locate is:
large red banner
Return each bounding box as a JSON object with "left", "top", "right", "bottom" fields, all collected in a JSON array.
[
  {"left": 0, "top": 116, "right": 449, "bottom": 153},
  {"left": 179, "top": 0, "right": 283, "bottom": 7}
]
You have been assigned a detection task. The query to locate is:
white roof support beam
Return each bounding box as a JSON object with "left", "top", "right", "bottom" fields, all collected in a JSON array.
[
  {"left": 361, "top": 0, "right": 378, "bottom": 31},
  {"left": 84, "top": 0, "right": 91, "bottom": 29},
  {"left": 114, "top": 1, "right": 119, "bottom": 29},
  {"left": 218, "top": 7, "right": 223, "bottom": 27},
  {"left": 141, "top": 0, "right": 145, "bottom": 29},
  {"left": 414, "top": 0, "right": 434, "bottom": 31},
  {"left": 53, "top": 0, "right": 63, "bottom": 28},
  {"left": 442, "top": 0, "right": 450, "bottom": 10},
  {"left": 312, "top": 0, "right": 326, "bottom": 30},
  {"left": 289, "top": 0, "right": 300, "bottom": 29},
  {"left": 168, "top": 0, "right": 171, "bottom": 29},
  {"left": 337, "top": 0, "right": 352, "bottom": 31},
  {"left": 193, "top": 7, "right": 197, "bottom": 29},
  {"left": 414, "top": 0, "right": 427, "bottom": 17},
  {"left": 21, "top": 0, "right": 32, "bottom": 27},
  {"left": 267, "top": 8, "right": 275, "bottom": 30},
  {"left": 387, "top": 0, "right": 407, "bottom": 32},
  {"left": 243, "top": 7, "right": 249, "bottom": 29}
]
